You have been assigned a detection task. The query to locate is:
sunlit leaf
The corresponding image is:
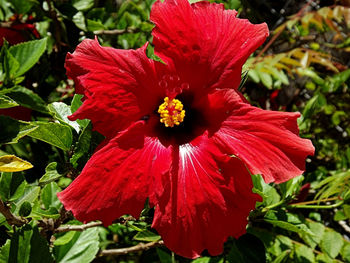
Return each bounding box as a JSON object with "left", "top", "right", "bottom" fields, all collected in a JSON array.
[
  {"left": 39, "top": 162, "right": 63, "bottom": 186},
  {"left": 0, "top": 155, "right": 33, "bottom": 172},
  {"left": 0, "top": 95, "right": 18, "bottom": 109},
  {"left": 295, "top": 243, "right": 315, "bottom": 263},
  {"left": 54, "top": 227, "right": 99, "bottom": 263},
  {"left": 28, "top": 121, "right": 73, "bottom": 151},
  {"left": 133, "top": 230, "right": 161, "bottom": 242},
  {"left": 48, "top": 102, "right": 80, "bottom": 132},
  {"left": 320, "top": 230, "right": 343, "bottom": 258}
]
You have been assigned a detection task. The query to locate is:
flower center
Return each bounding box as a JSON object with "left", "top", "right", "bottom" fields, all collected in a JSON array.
[{"left": 158, "top": 97, "right": 185, "bottom": 127}]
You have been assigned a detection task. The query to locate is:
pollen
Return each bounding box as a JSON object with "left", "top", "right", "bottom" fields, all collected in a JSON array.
[{"left": 158, "top": 97, "right": 185, "bottom": 127}]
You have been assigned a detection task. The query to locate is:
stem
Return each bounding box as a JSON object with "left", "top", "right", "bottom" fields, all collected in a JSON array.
[
  {"left": 0, "top": 198, "right": 27, "bottom": 226},
  {"left": 99, "top": 241, "right": 164, "bottom": 256},
  {"left": 288, "top": 201, "right": 344, "bottom": 209},
  {"left": 290, "top": 197, "right": 341, "bottom": 206},
  {"left": 254, "top": 24, "right": 284, "bottom": 61},
  {"left": 261, "top": 199, "right": 285, "bottom": 213},
  {"left": 54, "top": 216, "right": 135, "bottom": 233},
  {"left": 55, "top": 221, "right": 103, "bottom": 232}
]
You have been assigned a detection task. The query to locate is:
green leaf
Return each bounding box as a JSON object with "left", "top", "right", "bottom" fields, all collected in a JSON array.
[
  {"left": 72, "top": 0, "right": 94, "bottom": 11},
  {"left": 70, "top": 94, "right": 89, "bottom": 128},
  {"left": 156, "top": 248, "right": 173, "bottom": 263},
  {"left": 8, "top": 224, "right": 53, "bottom": 263},
  {"left": 4, "top": 86, "right": 47, "bottom": 113},
  {"left": 344, "top": 188, "right": 350, "bottom": 201},
  {"left": 258, "top": 70, "right": 273, "bottom": 89},
  {"left": 227, "top": 241, "right": 245, "bottom": 263},
  {"left": 57, "top": 177, "right": 72, "bottom": 189},
  {"left": 87, "top": 19, "right": 105, "bottom": 31},
  {"left": 264, "top": 218, "right": 314, "bottom": 237},
  {"left": 2, "top": 47, "right": 19, "bottom": 81},
  {"left": 28, "top": 121, "right": 73, "bottom": 151},
  {"left": 0, "top": 116, "right": 37, "bottom": 144},
  {"left": 325, "top": 68, "right": 350, "bottom": 92},
  {"left": 248, "top": 69, "right": 260, "bottom": 83},
  {"left": 272, "top": 250, "right": 290, "bottom": 263},
  {"left": 9, "top": 38, "right": 47, "bottom": 77},
  {"left": 227, "top": 0, "right": 241, "bottom": 10},
  {"left": 48, "top": 102, "right": 80, "bottom": 132},
  {"left": 302, "top": 93, "right": 326, "bottom": 120},
  {"left": 72, "top": 11, "right": 86, "bottom": 31},
  {"left": 246, "top": 228, "right": 283, "bottom": 259},
  {"left": 251, "top": 174, "right": 281, "bottom": 206},
  {"left": 320, "top": 230, "right": 344, "bottom": 258},
  {"left": 341, "top": 243, "right": 350, "bottom": 262},
  {"left": 315, "top": 253, "right": 336, "bottom": 263},
  {"left": 133, "top": 230, "right": 161, "bottom": 242},
  {"left": 331, "top": 111, "right": 346, "bottom": 126},
  {"left": 296, "top": 68, "right": 324, "bottom": 85},
  {"left": 10, "top": 0, "right": 37, "bottom": 14},
  {"left": 41, "top": 182, "right": 62, "bottom": 210},
  {"left": 333, "top": 210, "right": 347, "bottom": 221},
  {"left": 0, "top": 240, "right": 11, "bottom": 263},
  {"left": 302, "top": 221, "right": 325, "bottom": 249},
  {"left": 18, "top": 201, "right": 32, "bottom": 217},
  {"left": 0, "top": 172, "right": 27, "bottom": 201},
  {"left": 191, "top": 257, "right": 213, "bottom": 263},
  {"left": 70, "top": 122, "right": 92, "bottom": 169},
  {"left": 54, "top": 231, "right": 76, "bottom": 246},
  {"left": 54, "top": 227, "right": 99, "bottom": 263},
  {"left": 39, "top": 162, "right": 63, "bottom": 186},
  {"left": 279, "top": 175, "right": 304, "bottom": 199},
  {"left": 13, "top": 185, "right": 40, "bottom": 215},
  {"left": 294, "top": 243, "right": 315, "bottom": 263},
  {"left": 31, "top": 200, "right": 60, "bottom": 219},
  {"left": 0, "top": 95, "right": 18, "bottom": 109},
  {"left": 344, "top": 204, "right": 350, "bottom": 218},
  {"left": 70, "top": 94, "right": 83, "bottom": 113}
]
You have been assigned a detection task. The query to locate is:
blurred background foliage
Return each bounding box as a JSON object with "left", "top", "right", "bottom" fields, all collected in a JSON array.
[{"left": 0, "top": 0, "right": 350, "bottom": 262}]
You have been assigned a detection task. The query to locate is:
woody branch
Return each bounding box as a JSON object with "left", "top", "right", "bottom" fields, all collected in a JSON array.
[
  {"left": 99, "top": 241, "right": 164, "bottom": 256},
  {"left": 0, "top": 198, "right": 27, "bottom": 226}
]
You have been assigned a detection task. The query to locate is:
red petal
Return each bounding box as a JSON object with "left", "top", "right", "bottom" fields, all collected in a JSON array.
[
  {"left": 0, "top": 27, "right": 28, "bottom": 45},
  {"left": 58, "top": 121, "right": 172, "bottom": 225},
  {"left": 152, "top": 134, "right": 259, "bottom": 258},
  {"left": 65, "top": 38, "right": 160, "bottom": 139},
  {"left": 0, "top": 106, "right": 32, "bottom": 121},
  {"left": 211, "top": 91, "right": 315, "bottom": 183},
  {"left": 194, "top": 88, "right": 247, "bottom": 132},
  {"left": 150, "top": 0, "right": 268, "bottom": 91}
]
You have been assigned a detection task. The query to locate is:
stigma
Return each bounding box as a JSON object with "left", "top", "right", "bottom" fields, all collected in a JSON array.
[{"left": 158, "top": 97, "right": 185, "bottom": 127}]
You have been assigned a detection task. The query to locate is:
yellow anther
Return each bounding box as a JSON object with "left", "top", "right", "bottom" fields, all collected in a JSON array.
[{"left": 158, "top": 97, "right": 185, "bottom": 128}]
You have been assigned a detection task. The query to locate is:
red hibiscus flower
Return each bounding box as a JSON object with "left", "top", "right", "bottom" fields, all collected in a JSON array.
[
  {"left": 0, "top": 16, "right": 40, "bottom": 46},
  {"left": 58, "top": 0, "right": 314, "bottom": 258}
]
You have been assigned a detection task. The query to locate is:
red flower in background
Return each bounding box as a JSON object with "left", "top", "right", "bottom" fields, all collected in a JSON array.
[
  {"left": 0, "top": 15, "right": 40, "bottom": 46},
  {"left": 0, "top": 15, "right": 40, "bottom": 121},
  {"left": 58, "top": 0, "right": 314, "bottom": 258}
]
